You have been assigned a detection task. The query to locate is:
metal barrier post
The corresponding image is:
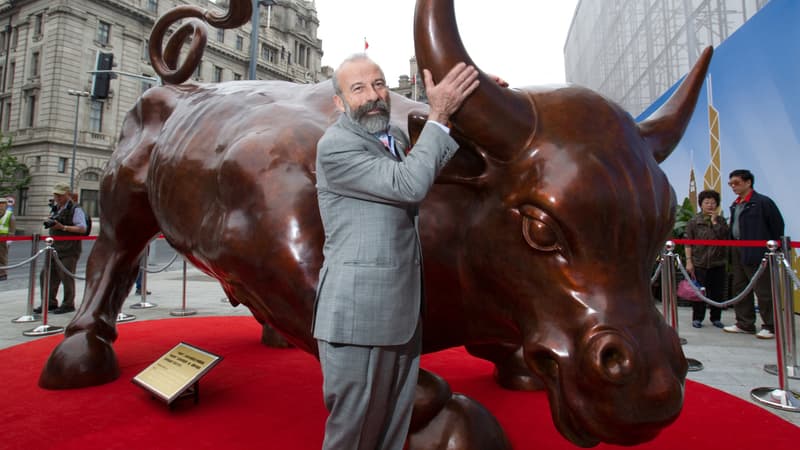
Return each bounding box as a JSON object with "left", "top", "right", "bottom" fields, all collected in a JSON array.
[
  {"left": 751, "top": 240, "right": 800, "bottom": 411},
  {"left": 130, "top": 244, "right": 156, "bottom": 309},
  {"left": 170, "top": 259, "right": 197, "bottom": 316},
  {"left": 24, "top": 239, "right": 64, "bottom": 336},
  {"left": 661, "top": 242, "right": 678, "bottom": 330},
  {"left": 661, "top": 241, "right": 702, "bottom": 371},
  {"left": 12, "top": 234, "right": 40, "bottom": 323},
  {"left": 765, "top": 236, "right": 800, "bottom": 379}
]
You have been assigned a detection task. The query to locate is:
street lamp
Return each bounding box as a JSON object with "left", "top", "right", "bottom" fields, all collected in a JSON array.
[
  {"left": 67, "top": 89, "right": 89, "bottom": 192},
  {"left": 248, "top": 0, "right": 277, "bottom": 80}
]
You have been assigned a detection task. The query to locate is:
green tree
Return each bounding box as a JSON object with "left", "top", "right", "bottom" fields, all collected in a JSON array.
[{"left": 0, "top": 134, "right": 30, "bottom": 197}]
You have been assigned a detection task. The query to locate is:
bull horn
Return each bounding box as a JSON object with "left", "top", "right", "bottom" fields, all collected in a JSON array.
[
  {"left": 639, "top": 46, "right": 714, "bottom": 163},
  {"left": 414, "top": 0, "right": 536, "bottom": 161}
]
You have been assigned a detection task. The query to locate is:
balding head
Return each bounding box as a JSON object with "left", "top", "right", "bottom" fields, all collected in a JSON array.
[{"left": 332, "top": 54, "right": 391, "bottom": 134}]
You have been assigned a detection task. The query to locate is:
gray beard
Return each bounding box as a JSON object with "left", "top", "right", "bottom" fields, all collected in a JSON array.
[{"left": 345, "top": 100, "right": 391, "bottom": 134}]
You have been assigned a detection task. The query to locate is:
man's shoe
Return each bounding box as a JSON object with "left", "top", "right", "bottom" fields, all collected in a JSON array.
[
  {"left": 723, "top": 324, "right": 755, "bottom": 334},
  {"left": 134, "top": 290, "right": 152, "bottom": 296},
  {"left": 692, "top": 320, "right": 702, "bottom": 328},
  {"left": 0, "top": 274, "right": 7, "bottom": 280},
  {"left": 53, "top": 306, "right": 76, "bottom": 314},
  {"left": 756, "top": 329, "right": 775, "bottom": 339},
  {"left": 32, "top": 305, "right": 57, "bottom": 314},
  {"left": 711, "top": 320, "right": 725, "bottom": 329}
]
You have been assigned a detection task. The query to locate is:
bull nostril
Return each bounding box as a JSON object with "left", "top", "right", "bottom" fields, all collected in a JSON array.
[
  {"left": 530, "top": 350, "right": 559, "bottom": 381},
  {"left": 600, "top": 346, "right": 633, "bottom": 380},
  {"left": 585, "top": 332, "right": 636, "bottom": 384}
]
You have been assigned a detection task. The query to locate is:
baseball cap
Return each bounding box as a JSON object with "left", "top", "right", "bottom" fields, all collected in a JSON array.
[{"left": 53, "top": 182, "right": 70, "bottom": 195}]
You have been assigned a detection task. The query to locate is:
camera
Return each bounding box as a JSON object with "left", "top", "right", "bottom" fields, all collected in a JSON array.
[{"left": 43, "top": 218, "right": 57, "bottom": 229}]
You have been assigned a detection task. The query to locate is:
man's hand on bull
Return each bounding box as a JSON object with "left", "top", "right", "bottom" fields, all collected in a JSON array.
[{"left": 423, "top": 63, "right": 479, "bottom": 126}]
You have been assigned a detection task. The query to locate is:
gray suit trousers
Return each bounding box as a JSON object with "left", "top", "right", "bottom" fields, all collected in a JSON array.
[{"left": 318, "top": 322, "right": 421, "bottom": 450}]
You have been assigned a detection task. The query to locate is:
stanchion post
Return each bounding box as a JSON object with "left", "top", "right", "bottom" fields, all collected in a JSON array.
[
  {"left": 170, "top": 259, "right": 196, "bottom": 316},
  {"left": 661, "top": 241, "right": 703, "bottom": 371},
  {"left": 130, "top": 244, "right": 157, "bottom": 309},
  {"left": 751, "top": 240, "right": 800, "bottom": 411},
  {"left": 23, "top": 238, "right": 64, "bottom": 336},
  {"left": 765, "top": 236, "right": 800, "bottom": 379},
  {"left": 660, "top": 242, "right": 678, "bottom": 331},
  {"left": 12, "top": 234, "right": 40, "bottom": 323}
]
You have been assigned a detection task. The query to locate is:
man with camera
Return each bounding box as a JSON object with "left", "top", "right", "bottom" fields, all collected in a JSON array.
[{"left": 34, "top": 182, "right": 87, "bottom": 314}]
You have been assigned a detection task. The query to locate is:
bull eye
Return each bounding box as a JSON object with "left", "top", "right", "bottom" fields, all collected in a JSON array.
[{"left": 519, "top": 205, "right": 563, "bottom": 253}]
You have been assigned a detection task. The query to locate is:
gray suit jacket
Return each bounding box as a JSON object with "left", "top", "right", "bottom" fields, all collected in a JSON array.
[{"left": 313, "top": 114, "right": 459, "bottom": 346}]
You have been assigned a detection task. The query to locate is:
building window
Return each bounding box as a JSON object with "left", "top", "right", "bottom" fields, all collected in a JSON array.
[
  {"left": 236, "top": 35, "right": 243, "bottom": 51},
  {"left": 97, "top": 21, "right": 110, "bottom": 45},
  {"left": 233, "top": 73, "right": 241, "bottom": 80},
  {"left": 3, "top": 101, "right": 10, "bottom": 131},
  {"left": 193, "top": 60, "right": 202, "bottom": 79},
  {"left": 141, "top": 78, "right": 154, "bottom": 94},
  {"left": 142, "top": 39, "right": 149, "bottom": 61},
  {"left": 25, "top": 93, "right": 36, "bottom": 127},
  {"left": 57, "top": 157, "right": 68, "bottom": 173},
  {"left": 7, "top": 62, "right": 14, "bottom": 88},
  {"left": 30, "top": 51, "right": 40, "bottom": 78},
  {"left": 35, "top": 156, "right": 41, "bottom": 171},
  {"left": 216, "top": 28, "right": 224, "bottom": 43},
  {"left": 80, "top": 189, "right": 100, "bottom": 217},
  {"left": 261, "top": 44, "right": 277, "bottom": 63},
  {"left": 34, "top": 13, "right": 43, "bottom": 36},
  {"left": 89, "top": 100, "right": 103, "bottom": 132},
  {"left": 17, "top": 187, "right": 27, "bottom": 216},
  {"left": 0, "top": 30, "right": 5, "bottom": 50},
  {"left": 11, "top": 27, "right": 18, "bottom": 49},
  {"left": 212, "top": 65, "right": 222, "bottom": 82},
  {"left": 146, "top": 0, "right": 158, "bottom": 13}
]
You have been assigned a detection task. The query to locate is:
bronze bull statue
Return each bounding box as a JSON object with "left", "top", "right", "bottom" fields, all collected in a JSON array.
[{"left": 39, "top": 0, "right": 713, "bottom": 447}]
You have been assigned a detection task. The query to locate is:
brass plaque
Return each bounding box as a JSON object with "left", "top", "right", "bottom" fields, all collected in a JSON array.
[{"left": 132, "top": 342, "right": 222, "bottom": 404}]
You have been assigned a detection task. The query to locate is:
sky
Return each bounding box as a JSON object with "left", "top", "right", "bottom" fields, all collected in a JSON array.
[{"left": 314, "top": 1, "right": 579, "bottom": 88}]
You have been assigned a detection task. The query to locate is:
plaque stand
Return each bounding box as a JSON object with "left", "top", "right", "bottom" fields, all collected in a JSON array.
[{"left": 133, "top": 342, "right": 222, "bottom": 407}]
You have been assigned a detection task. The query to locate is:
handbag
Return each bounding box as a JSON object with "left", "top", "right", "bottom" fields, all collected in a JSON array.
[{"left": 677, "top": 279, "right": 704, "bottom": 302}]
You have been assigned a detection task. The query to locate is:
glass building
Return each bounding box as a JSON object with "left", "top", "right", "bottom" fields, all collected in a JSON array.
[{"left": 564, "top": 0, "right": 768, "bottom": 116}]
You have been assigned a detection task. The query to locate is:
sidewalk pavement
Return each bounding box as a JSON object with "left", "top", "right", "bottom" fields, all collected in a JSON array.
[{"left": 1, "top": 267, "right": 798, "bottom": 427}]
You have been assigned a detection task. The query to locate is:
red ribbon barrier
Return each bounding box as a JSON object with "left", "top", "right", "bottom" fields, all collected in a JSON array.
[{"left": 0, "top": 234, "right": 166, "bottom": 243}]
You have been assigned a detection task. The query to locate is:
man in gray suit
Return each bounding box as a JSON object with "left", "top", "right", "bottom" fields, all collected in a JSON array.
[{"left": 314, "top": 54, "right": 479, "bottom": 449}]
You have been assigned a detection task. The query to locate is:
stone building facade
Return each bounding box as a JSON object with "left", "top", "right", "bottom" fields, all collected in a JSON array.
[{"left": 0, "top": 0, "right": 323, "bottom": 234}]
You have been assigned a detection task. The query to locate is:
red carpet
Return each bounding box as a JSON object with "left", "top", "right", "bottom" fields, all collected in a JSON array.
[{"left": 1, "top": 316, "right": 797, "bottom": 449}]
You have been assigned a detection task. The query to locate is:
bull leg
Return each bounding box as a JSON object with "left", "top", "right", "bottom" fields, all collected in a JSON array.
[
  {"left": 39, "top": 198, "right": 158, "bottom": 389},
  {"left": 465, "top": 343, "right": 545, "bottom": 391},
  {"left": 408, "top": 369, "right": 511, "bottom": 449}
]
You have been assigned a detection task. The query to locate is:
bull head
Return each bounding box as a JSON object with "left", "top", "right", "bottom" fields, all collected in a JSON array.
[{"left": 415, "top": 0, "right": 711, "bottom": 446}]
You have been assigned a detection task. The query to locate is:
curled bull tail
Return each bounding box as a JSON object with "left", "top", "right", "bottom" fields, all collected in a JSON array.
[{"left": 149, "top": 0, "right": 252, "bottom": 85}]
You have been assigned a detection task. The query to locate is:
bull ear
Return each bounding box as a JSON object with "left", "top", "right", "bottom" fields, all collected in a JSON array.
[
  {"left": 407, "top": 111, "right": 487, "bottom": 184},
  {"left": 408, "top": 111, "right": 428, "bottom": 148},
  {"left": 638, "top": 46, "right": 713, "bottom": 163}
]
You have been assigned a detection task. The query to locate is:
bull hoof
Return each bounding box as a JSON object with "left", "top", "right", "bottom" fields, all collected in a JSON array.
[
  {"left": 38, "top": 331, "right": 120, "bottom": 389},
  {"left": 408, "top": 393, "right": 511, "bottom": 450}
]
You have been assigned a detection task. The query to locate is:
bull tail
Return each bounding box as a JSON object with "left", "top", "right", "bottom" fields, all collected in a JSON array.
[{"left": 148, "top": 0, "right": 252, "bottom": 85}]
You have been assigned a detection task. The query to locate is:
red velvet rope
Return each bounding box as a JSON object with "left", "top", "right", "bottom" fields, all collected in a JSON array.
[{"left": 673, "top": 239, "right": 800, "bottom": 248}]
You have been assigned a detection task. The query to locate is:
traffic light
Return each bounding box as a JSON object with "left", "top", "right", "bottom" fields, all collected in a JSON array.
[{"left": 91, "top": 51, "right": 114, "bottom": 99}]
